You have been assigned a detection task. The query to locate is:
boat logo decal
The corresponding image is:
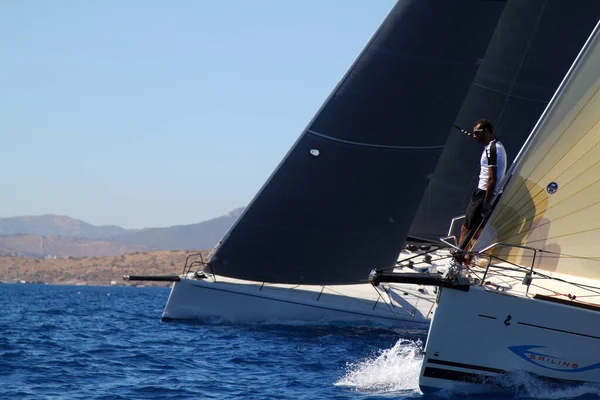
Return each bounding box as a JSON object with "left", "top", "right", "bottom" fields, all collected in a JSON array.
[
  {"left": 509, "top": 345, "right": 600, "bottom": 373},
  {"left": 546, "top": 182, "right": 558, "bottom": 194}
]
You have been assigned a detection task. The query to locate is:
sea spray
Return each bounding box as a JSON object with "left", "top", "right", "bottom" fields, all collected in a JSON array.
[
  {"left": 336, "top": 338, "right": 423, "bottom": 394},
  {"left": 494, "top": 370, "right": 600, "bottom": 399}
]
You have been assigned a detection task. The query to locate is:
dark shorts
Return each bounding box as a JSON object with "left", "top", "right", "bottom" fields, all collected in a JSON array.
[{"left": 463, "top": 189, "right": 486, "bottom": 230}]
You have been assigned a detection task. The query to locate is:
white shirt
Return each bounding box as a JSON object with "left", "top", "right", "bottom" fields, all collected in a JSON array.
[{"left": 478, "top": 139, "right": 507, "bottom": 195}]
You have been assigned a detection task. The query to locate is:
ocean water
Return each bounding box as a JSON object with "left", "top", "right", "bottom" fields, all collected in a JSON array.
[{"left": 1, "top": 284, "right": 599, "bottom": 399}]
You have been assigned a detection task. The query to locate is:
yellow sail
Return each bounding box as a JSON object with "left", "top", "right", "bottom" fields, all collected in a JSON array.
[{"left": 474, "top": 21, "right": 600, "bottom": 280}]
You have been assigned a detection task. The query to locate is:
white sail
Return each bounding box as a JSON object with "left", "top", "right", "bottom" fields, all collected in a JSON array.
[{"left": 474, "top": 20, "right": 600, "bottom": 280}]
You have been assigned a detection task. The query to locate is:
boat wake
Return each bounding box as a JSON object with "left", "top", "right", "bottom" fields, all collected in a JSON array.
[
  {"left": 431, "top": 370, "right": 600, "bottom": 399},
  {"left": 335, "top": 338, "right": 423, "bottom": 396},
  {"left": 492, "top": 370, "right": 600, "bottom": 400},
  {"left": 336, "top": 338, "right": 600, "bottom": 399}
]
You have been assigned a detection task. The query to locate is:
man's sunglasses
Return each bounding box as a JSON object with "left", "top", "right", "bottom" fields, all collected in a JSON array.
[{"left": 473, "top": 128, "right": 485, "bottom": 135}]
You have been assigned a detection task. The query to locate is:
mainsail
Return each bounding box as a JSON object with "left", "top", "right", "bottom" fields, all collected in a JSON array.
[
  {"left": 208, "top": 0, "right": 506, "bottom": 284},
  {"left": 474, "top": 19, "right": 600, "bottom": 281},
  {"left": 409, "top": 0, "right": 600, "bottom": 241}
]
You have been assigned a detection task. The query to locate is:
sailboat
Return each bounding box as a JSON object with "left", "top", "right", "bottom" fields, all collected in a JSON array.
[
  {"left": 374, "top": 17, "right": 600, "bottom": 393},
  {"left": 158, "top": 0, "right": 506, "bottom": 329},
  {"left": 157, "top": 1, "right": 600, "bottom": 329}
]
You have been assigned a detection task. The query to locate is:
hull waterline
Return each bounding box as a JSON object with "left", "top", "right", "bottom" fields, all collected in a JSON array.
[
  {"left": 419, "top": 285, "right": 600, "bottom": 393},
  {"left": 162, "top": 275, "right": 435, "bottom": 331}
]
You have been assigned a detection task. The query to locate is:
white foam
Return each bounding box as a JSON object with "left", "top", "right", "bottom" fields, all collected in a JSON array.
[
  {"left": 337, "top": 341, "right": 600, "bottom": 398},
  {"left": 335, "top": 338, "right": 423, "bottom": 394},
  {"left": 495, "top": 370, "right": 600, "bottom": 399}
]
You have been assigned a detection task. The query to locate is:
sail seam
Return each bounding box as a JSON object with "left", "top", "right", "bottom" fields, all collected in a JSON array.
[
  {"left": 510, "top": 249, "right": 600, "bottom": 263},
  {"left": 493, "top": 84, "right": 600, "bottom": 227},
  {"left": 499, "top": 177, "right": 600, "bottom": 243},
  {"left": 492, "top": 101, "right": 600, "bottom": 235},
  {"left": 495, "top": 158, "right": 600, "bottom": 238},
  {"left": 507, "top": 114, "right": 600, "bottom": 213},
  {"left": 495, "top": 0, "right": 548, "bottom": 129},
  {"left": 519, "top": 225, "right": 600, "bottom": 248},
  {"left": 306, "top": 130, "right": 445, "bottom": 150},
  {"left": 471, "top": 83, "right": 548, "bottom": 104}
]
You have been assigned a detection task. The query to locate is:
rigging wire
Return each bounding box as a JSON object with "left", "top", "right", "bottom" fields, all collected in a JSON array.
[
  {"left": 495, "top": 0, "right": 548, "bottom": 127},
  {"left": 370, "top": 284, "right": 427, "bottom": 354},
  {"left": 470, "top": 250, "right": 600, "bottom": 298}
]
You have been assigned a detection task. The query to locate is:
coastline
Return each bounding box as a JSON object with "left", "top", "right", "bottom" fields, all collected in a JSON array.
[{"left": 0, "top": 249, "right": 210, "bottom": 287}]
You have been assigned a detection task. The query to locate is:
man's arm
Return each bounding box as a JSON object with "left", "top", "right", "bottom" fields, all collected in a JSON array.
[
  {"left": 485, "top": 166, "right": 497, "bottom": 205},
  {"left": 484, "top": 141, "right": 499, "bottom": 210}
]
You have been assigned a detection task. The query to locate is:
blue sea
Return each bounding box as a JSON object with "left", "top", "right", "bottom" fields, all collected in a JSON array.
[{"left": 2, "top": 284, "right": 599, "bottom": 399}]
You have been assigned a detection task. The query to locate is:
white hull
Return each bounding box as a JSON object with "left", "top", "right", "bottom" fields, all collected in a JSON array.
[
  {"left": 162, "top": 274, "right": 435, "bottom": 330},
  {"left": 420, "top": 285, "right": 600, "bottom": 393}
]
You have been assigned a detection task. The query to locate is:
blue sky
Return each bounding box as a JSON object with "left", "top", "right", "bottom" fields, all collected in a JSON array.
[{"left": 1, "top": 0, "right": 395, "bottom": 228}]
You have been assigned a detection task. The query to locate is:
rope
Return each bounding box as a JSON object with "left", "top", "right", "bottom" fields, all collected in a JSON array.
[{"left": 370, "top": 284, "right": 426, "bottom": 353}]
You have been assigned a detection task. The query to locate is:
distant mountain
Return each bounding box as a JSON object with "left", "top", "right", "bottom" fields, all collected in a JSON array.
[
  {"left": 0, "top": 234, "right": 149, "bottom": 258},
  {"left": 0, "top": 214, "right": 131, "bottom": 239},
  {"left": 108, "top": 207, "right": 244, "bottom": 250},
  {"left": 0, "top": 208, "right": 244, "bottom": 256}
]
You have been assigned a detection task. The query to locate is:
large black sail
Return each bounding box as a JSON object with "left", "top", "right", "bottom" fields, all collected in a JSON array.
[
  {"left": 207, "top": 0, "right": 505, "bottom": 285},
  {"left": 409, "top": 0, "right": 600, "bottom": 241}
]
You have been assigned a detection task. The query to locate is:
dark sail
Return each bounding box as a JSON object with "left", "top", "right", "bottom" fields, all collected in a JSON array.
[
  {"left": 208, "top": 0, "right": 506, "bottom": 284},
  {"left": 409, "top": 0, "right": 600, "bottom": 241}
]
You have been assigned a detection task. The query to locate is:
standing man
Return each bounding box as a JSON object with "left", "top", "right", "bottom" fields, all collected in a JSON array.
[{"left": 458, "top": 119, "right": 507, "bottom": 255}]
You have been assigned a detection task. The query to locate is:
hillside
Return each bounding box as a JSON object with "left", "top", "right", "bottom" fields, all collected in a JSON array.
[
  {"left": 0, "top": 249, "right": 210, "bottom": 287},
  {"left": 0, "top": 208, "right": 244, "bottom": 256},
  {"left": 0, "top": 214, "right": 131, "bottom": 238},
  {"left": 0, "top": 234, "right": 149, "bottom": 258},
  {"left": 108, "top": 207, "right": 244, "bottom": 250}
]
